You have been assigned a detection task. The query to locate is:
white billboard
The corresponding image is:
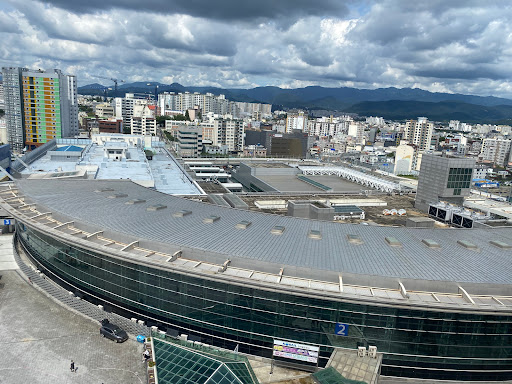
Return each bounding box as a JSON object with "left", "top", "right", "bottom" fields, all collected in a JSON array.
[{"left": 273, "top": 339, "right": 319, "bottom": 364}]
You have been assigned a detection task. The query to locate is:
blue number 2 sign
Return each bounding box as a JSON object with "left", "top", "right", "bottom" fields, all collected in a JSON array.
[{"left": 335, "top": 323, "right": 349, "bottom": 336}]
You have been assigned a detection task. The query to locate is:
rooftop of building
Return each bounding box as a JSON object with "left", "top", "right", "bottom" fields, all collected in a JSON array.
[
  {"left": 20, "top": 139, "right": 202, "bottom": 195},
  {"left": 9, "top": 178, "right": 512, "bottom": 302}
]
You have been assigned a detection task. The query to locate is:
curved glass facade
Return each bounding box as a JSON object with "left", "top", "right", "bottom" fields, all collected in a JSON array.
[{"left": 17, "top": 223, "right": 512, "bottom": 381}]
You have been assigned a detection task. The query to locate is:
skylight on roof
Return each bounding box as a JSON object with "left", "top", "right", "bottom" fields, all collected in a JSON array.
[
  {"left": 422, "top": 239, "right": 440, "bottom": 249},
  {"left": 457, "top": 240, "right": 478, "bottom": 250},
  {"left": 271, "top": 226, "right": 285, "bottom": 235},
  {"left": 308, "top": 230, "right": 322, "bottom": 240},
  {"left": 385, "top": 237, "right": 402, "bottom": 247},
  {"left": 173, "top": 210, "right": 192, "bottom": 218},
  {"left": 347, "top": 234, "right": 362, "bottom": 244},
  {"left": 489, "top": 240, "right": 511, "bottom": 249},
  {"left": 95, "top": 188, "right": 114, "bottom": 193},
  {"left": 107, "top": 193, "right": 127, "bottom": 198},
  {"left": 125, "top": 199, "right": 146, "bottom": 205},
  {"left": 203, "top": 215, "right": 220, "bottom": 223},
  {"left": 236, "top": 220, "right": 251, "bottom": 229},
  {"left": 147, "top": 204, "right": 167, "bottom": 211}
]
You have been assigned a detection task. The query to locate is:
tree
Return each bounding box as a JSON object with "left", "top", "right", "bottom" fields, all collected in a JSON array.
[
  {"left": 163, "top": 131, "right": 175, "bottom": 141},
  {"left": 184, "top": 110, "right": 190, "bottom": 121},
  {"left": 156, "top": 115, "right": 171, "bottom": 127},
  {"left": 79, "top": 105, "right": 93, "bottom": 114}
]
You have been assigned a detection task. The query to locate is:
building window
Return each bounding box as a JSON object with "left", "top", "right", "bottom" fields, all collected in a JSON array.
[{"left": 447, "top": 168, "right": 472, "bottom": 189}]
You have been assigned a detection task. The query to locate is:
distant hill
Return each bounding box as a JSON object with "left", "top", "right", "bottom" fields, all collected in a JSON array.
[
  {"left": 347, "top": 100, "right": 512, "bottom": 123},
  {"left": 77, "top": 82, "right": 512, "bottom": 122}
]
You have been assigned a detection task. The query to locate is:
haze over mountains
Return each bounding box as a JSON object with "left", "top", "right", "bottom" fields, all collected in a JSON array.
[{"left": 78, "top": 82, "right": 512, "bottom": 123}]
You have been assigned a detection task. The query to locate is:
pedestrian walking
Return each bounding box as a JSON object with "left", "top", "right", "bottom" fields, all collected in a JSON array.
[
  {"left": 142, "top": 349, "right": 150, "bottom": 363},
  {"left": 70, "top": 360, "right": 75, "bottom": 372}
]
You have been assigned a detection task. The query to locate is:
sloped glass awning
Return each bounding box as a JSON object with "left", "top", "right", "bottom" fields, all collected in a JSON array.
[{"left": 154, "top": 338, "right": 259, "bottom": 384}]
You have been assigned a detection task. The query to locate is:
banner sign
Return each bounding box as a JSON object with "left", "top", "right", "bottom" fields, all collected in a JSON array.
[{"left": 273, "top": 339, "right": 319, "bottom": 363}]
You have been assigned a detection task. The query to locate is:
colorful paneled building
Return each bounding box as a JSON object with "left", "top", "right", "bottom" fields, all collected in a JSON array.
[{"left": 2, "top": 67, "right": 79, "bottom": 152}]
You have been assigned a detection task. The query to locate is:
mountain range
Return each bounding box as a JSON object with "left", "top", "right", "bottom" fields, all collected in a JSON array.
[{"left": 78, "top": 82, "right": 512, "bottom": 123}]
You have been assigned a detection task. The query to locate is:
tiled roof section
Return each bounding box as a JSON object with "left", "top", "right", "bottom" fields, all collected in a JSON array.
[{"left": 16, "top": 179, "right": 512, "bottom": 286}]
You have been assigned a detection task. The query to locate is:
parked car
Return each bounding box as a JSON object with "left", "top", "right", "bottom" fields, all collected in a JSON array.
[{"left": 100, "top": 320, "right": 128, "bottom": 343}]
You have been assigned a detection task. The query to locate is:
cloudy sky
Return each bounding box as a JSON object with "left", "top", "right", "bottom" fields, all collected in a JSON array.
[{"left": 1, "top": 0, "right": 512, "bottom": 97}]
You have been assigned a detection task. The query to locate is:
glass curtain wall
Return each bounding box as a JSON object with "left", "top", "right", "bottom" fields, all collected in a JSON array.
[{"left": 16, "top": 223, "right": 512, "bottom": 380}]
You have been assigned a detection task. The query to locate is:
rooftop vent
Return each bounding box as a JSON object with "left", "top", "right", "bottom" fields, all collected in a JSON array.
[
  {"left": 457, "top": 240, "right": 478, "bottom": 250},
  {"left": 271, "top": 226, "right": 285, "bottom": 235},
  {"left": 125, "top": 199, "right": 146, "bottom": 205},
  {"left": 385, "top": 237, "right": 402, "bottom": 247},
  {"left": 308, "top": 230, "right": 322, "bottom": 240},
  {"left": 489, "top": 240, "right": 512, "bottom": 249},
  {"left": 147, "top": 204, "right": 167, "bottom": 211},
  {"left": 347, "top": 234, "right": 363, "bottom": 244},
  {"left": 107, "top": 193, "right": 128, "bottom": 199},
  {"left": 236, "top": 220, "right": 251, "bottom": 229},
  {"left": 173, "top": 210, "right": 192, "bottom": 218},
  {"left": 203, "top": 215, "right": 220, "bottom": 224},
  {"left": 422, "top": 239, "right": 440, "bottom": 249},
  {"left": 95, "top": 188, "right": 114, "bottom": 193}
]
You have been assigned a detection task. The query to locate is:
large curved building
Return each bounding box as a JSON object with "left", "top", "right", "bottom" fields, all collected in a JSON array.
[{"left": 3, "top": 178, "right": 512, "bottom": 381}]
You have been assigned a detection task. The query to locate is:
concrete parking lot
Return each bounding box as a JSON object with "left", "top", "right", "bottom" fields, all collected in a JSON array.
[{"left": 0, "top": 268, "right": 146, "bottom": 384}]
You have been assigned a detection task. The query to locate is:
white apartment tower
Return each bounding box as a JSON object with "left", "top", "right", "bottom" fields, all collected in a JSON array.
[
  {"left": 347, "top": 122, "right": 365, "bottom": 144},
  {"left": 404, "top": 117, "right": 434, "bottom": 151},
  {"left": 115, "top": 94, "right": 149, "bottom": 121},
  {"left": 285, "top": 111, "right": 307, "bottom": 133},
  {"left": 214, "top": 119, "right": 244, "bottom": 152},
  {"left": 480, "top": 138, "right": 512, "bottom": 167},
  {"left": 129, "top": 105, "right": 156, "bottom": 136}
]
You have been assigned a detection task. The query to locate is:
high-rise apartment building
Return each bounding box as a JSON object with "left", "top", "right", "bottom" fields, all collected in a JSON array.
[
  {"left": 480, "top": 138, "right": 512, "bottom": 167},
  {"left": 347, "top": 122, "right": 365, "bottom": 144},
  {"left": 129, "top": 104, "right": 156, "bottom": 136},
  {"left": 0, "top": 81, "right": 4, "bottom": 110},
  {"left": 115, "top": 93, "right": 149, "bottom": 122},
  {"left": 214, "top": 119, "right": 244, "bottom": 152},
  {"left": 22, "top": 69, "right": 78, "bottom": 149},
  {"left": 2, "top": 67, "right": 25, "bottom": 152},
  {"left": 1, "top": 67, "right": 78, "bottom": 152},
  {"left": 285, "top": 111, "right": 307, "bottom": 133},
  {"left": 404, "top": 117, "right": 434, "bottom": 151}
]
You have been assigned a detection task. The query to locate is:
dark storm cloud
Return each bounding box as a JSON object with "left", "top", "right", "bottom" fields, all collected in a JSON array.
[
  {"left": 36, "top": 0, "right": 350, "bottom": 22},
  {"left": 411, "top": 67, "right": 505, "bottom": 81}
]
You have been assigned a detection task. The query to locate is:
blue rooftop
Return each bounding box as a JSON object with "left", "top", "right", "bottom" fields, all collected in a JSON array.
[{"left": 56, "top": 145, "right": 83, "bottom": 152}]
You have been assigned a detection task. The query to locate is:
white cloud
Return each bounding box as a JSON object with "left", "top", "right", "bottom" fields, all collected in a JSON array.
[{"left": 1, "top": 0, "right": 512, "bottom": 97}]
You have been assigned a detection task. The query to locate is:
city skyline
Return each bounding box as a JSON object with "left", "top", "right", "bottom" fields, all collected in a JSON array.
[{"left": 1, "top": 1, "right": 512, "bottom": 98}]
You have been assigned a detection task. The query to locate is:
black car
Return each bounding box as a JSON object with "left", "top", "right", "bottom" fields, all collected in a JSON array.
[{"left": 100, "top": 321, "right": 128, "bottom": 343}]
